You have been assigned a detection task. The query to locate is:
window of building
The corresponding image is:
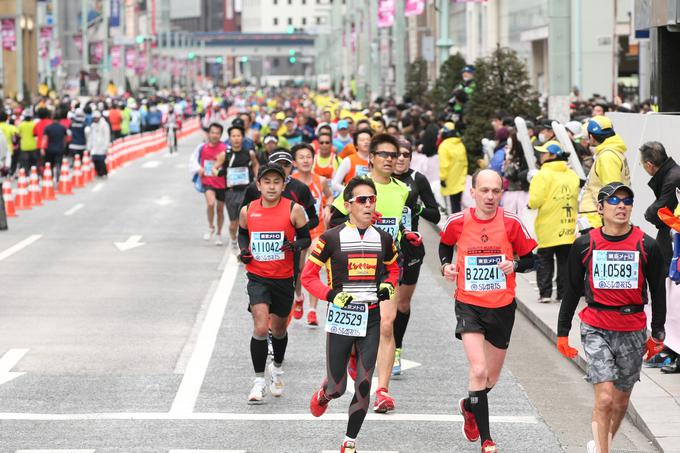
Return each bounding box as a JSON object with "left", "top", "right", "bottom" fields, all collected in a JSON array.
[
  {"left": 287, "top": 17, "right": 293, "bottom": 25},
  {"left": 273, "top": 0, "right": 277, "bottom": 4},
  {"left": 287, "top": 0, "right": 292, "bottom": 4},
  {"left": 272, "top": 58, "right": 280, "bottom": 67},
  {"left": 302, "top": 0, "right": 306, "bottom": 4},
  {"left": 273, "top": 17, "right": 278, "bottom": 25},
  {"left": 316, "top": 16, "right": 322, "bottom": 25},
  {"left": 302, "top": 17, "right": 307, "bottom": 25}
]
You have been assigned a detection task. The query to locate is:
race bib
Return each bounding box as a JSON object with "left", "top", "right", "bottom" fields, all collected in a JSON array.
[
  {"left": 325, "top": 302, "right": 368, "bottom": 337},
  {"left": 464, "top": 255, "right": 506, "bottom": 291},
  {"left": 375, "top": 217, "right": 399, "bottom": 240},
  {"left": 592, "top": 250, "right": 639, "bottom": 289},
  {"left": 227, "top": 166, "right": 250, "bottom": 187},
  {"left": 355, "top": 165, "right": 369, "bottom": 177},
  {"left": 401, "top": 206, "right": 412, "bottom": 231},
  {"left": 250, "top": 231, "right": 284, "bottom": 261},
  {"left": 203, "top": 160, "right": 215, "bottom": 176}
]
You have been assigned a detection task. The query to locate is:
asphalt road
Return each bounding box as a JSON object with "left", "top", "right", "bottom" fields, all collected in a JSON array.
[{"left": 0, "top": 134, "right": 657, "bottom": 453}]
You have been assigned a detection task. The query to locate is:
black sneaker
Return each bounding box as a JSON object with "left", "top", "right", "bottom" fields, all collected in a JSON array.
[{"left": 661, "top": 358, "right": 680, "bottom": 374}]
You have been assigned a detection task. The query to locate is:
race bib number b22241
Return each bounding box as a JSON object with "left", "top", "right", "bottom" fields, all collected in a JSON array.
[
  {"left": 592, "top": 250, "right": 639, "bottom": 289},
  {"left": 464, "top": 255, "right": 506, "bottom": 291}
]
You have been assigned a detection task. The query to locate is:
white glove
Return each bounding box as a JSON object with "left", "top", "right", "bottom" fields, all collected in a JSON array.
[{"left": 526, "top": 168, "right": 539, "bottom": 182}]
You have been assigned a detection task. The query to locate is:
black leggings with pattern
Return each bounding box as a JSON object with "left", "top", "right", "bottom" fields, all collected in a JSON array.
[{"left": 322, "top": 308, "right": 380, "bottom": 438}]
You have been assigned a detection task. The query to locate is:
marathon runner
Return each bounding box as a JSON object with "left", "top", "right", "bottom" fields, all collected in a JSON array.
[
  {"left": 331, "top": 129, "right": 373, "bottom": 193},
  {"left": 290, "top": 143, "right": 333, "bottom": 325},
  {"left": 391, "top": 139, "right": 441, "bottom": 375},
  {"left": 556, "top": 182, "right": 666, "bottom": 453},
  {"left": 302, "top": 176, "right": 400, "bottom": 453},
  {"left": 439, "top": 169, "right": 537, "bottom": 453},
  {"left": 237, "top": 162, "right": 311, "bottom": 404},
  {"left": 329, "top": 133, "right": 412, "bottom": 413},
  {"left": 312, "top": 131, "right": 341, "bottom": 180}
]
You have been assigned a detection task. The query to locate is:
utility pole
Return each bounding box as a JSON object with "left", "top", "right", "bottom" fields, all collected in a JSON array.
[
  {"left": 547, "top": 0, "right": 571, "bottom": 124},
  {"left": 102, "top": 0, "right": 110, "bottom": 86},
  {"left": 394, "top": 0, "right": 406, "bottom": 101},
  {"left": 436, "top": 0, "right": 453, "bottom": 67},
  {"left": 15, "top": 0, "right": 24, "bottom": 101},
  {"left": 368, "top": 0, "right": 379, "bottom": 102},
  {"left": 81, "top": 0, "right": 88, "bottom": 74}
]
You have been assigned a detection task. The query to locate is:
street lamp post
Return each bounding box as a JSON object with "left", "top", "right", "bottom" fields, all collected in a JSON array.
[
  {"left": 436, "top": 0, "right": 453, "bottom": 67},
  {"left": 15, "top": 0, "right": 24, "bottom": 101},
  {"left": 81, "top": 0, "right": 88, "bottom": 75}
]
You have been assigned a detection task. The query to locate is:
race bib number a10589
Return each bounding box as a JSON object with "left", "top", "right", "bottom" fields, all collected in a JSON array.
[
  {"left": 464, "top": 255, "right": 506, "bottom": 291},
  {"left": 251, "top": 231, "right": 284, "bottom": 261},
  {"left": 592, "top": 250, "right": 639, "bottom": 289}
]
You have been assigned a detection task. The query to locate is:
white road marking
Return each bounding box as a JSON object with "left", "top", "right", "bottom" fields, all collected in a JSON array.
[
  {"left": 113, "top": 235, "right": 146, "bottom": 252},
  {"left": 0, "top": 235, "right": 42, "bottom": 262},
  {"left": 122, "top": 162, "right": 132, "bottom": 168},
  {"left": 64, "top": 203, "right": 85, "bottom": 216},
  {"left": 91, "top": 183, "right": 104, "bottom": 193},
  {"left": 174, "top": 164, "right": 188, "bottom": 169},
  {"left": 141, "top": 160, "right": 161, "bottom": 169},
  {"left": 155, "top": 195, "right": 174, "bottom": 206},
  {"left": 322, "top": 451, "right": 397, "bottom": 453},
  {"left": 169, "top": 451, "right": 246, "bottom": 453},
  {"left": 0, "top": 349, "right": 29, "bottom": 386},
  {"left": 16, "top": 450, "right": 95, "bottom": 453},
  {"left": 170, "top": 254, "right": 240, "bottom": 414},
  {"left": 0, "top": 412, "right": 538, "bottom": 423},
  {"left": 345, "top": 359, "right": 421, "bottom": 396}
]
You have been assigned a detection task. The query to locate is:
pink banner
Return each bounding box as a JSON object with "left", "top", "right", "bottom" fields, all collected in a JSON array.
[
  {"left": 39, "top": 27, "right": 52, "bottom": 58},
  {"left": 74, "top": 34, "right": 83, "bottom": 53},
  {"left": 111, "top": 46, "right": 121, "bottom": 69},
  {"left": 1, "top": 19, "right": 16, "bottom": 51},
  {"left": 378, "top": 0, "right": 395, "bottom": 28},
  {"left": 92, "top": 41, "right": 104, "bottom": 64},
  {"left": 125, "top": 47, "right": 136, "bottom": 69},
  {"left": 405, "top": 0, "right": 425, "bottom": 16}
]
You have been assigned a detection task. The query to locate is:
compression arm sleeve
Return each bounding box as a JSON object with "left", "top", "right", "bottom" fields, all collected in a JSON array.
[
  {"left": 416, "top": 175, "right": 441, "bottom": 224},
  {"left": 515, "top": 252, "right": 535, "bottom": 273},
  {"left": 301, "top": 260, "right": 332, "bottom": 301},
  {"left": 294, "top": 224, "right": 312, "bottom": 251},
  {"left": 331, "top": 157, "right": 351, "bottom": 193},
  {"left": 557, "top": 237, "right": 588, "bottom": 337},
  {"left": 238, "top": 226, "right": 250, "bottom": 250},
  {"left": 304, "top": 202, "right": 320, "bottom": 230},
  {"left": 439, "top": 242, "right": 455, "bottom": 266},
  {"left": 329, "top": 206, "right": 349, "bottom": 227},
  {"left": 644, "top": 235, "right": 667, "bottom": 337}
]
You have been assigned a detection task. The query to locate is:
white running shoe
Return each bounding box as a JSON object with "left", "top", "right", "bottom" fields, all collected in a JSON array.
[
  {"left": 215, "top": 235, "right": 223, "bottom": 246},
  {"left": 203, "top": 228, "right": 215, "bottom": 241},
  {"left": 231, "top": 239, "right": 238, "bottom": 250},
  {"left": 586, "top": 440, "right": 597, "bottom": 453},
  {"left": 268, "top": 362, "right": 285, "bottom": 397},
  {"left": 248, "top": 378, "right": 267, "bottom": 404}
]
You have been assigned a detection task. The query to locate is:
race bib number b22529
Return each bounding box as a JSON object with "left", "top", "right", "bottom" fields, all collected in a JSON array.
[{"left": 325, "top": 302, "right": 368, "bottom": 337}]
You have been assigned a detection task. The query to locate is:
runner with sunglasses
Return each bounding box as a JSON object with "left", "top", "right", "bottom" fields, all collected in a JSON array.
[
  {"left": 329, "top": 133, "right": 417, "bottom": 414},
  {"left": 313, "top": 131, "right": 341, "bottom": 180},
  {"left": 391, "top": 140, "right": 441, "bottom": 375},
  {"left": 302, "top": 176, "right": 400, "bottom": 453},
  {"left": 557, "top": 182, "right": 666, "bottom": 453}
]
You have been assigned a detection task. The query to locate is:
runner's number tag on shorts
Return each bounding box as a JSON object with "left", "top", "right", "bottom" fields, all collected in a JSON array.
[
  {"left": 592, "top": 250, "right": 639, "bottom": 289},
  {"left": 401, "top": 206, "right": 412, "bottom": 232},
  {"left": 227, "top": 166, "right": 249, "bottom": 187},
  {"left": 325, "top": 302, "right": 368, "bottom": 337},
  {"left": 251, "top": 231, "right": 284, "bottom": 261},
  {"left": 203, "top": 160, "right": 215, "bottom": 176},
  {"left": 375, "top": 217, "right": 399, "bottom": 240},
  {"left": 355, "top": 165, "right": 369, "bottom": 177},
  {"left": 464, "top": 255, "right": 506, "bottom": 291}
]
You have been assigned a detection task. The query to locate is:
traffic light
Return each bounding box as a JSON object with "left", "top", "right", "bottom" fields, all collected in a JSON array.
[
  {"left": 289, "top": 49, "right": 296, "bottom": 56},
  {"left": 135, "top": 35, "right": 145, "bottom": 44},
  {"left": 289, "top": 56, "right": 296, "bottom": 64},
  {"left": 188, "top": 52, "right": 196, "bottom": 60},
  {"left": 241, "top": 56, "right": 249, "bottom": 63},
  {"left": 286, "top": 25, "right": 295, "bottom": 34},
  {"left": 216, "top": 57, "right": 223, "bottom": 64}
]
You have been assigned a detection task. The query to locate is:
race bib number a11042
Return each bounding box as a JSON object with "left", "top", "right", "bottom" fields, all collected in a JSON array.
[
  {"left": 325, "top": 302, "right": 368, "bottom": 337},
  {"left": 592, "top": 250, "right": 639, "bottom": 289},
  {"left": 251, "top": 231, "right": 284, "bottom": 261},
  {"left": 464, "top": 255, "right": 506, "bottom": 291}
]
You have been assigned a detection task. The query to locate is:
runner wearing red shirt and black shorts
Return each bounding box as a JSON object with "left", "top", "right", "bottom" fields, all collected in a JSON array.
[
  {"left": 237, "top": 162, "right": 311, "bottom": 405},
  {"left": 197, "top": 123, "right": 228, "bottom": 245},
  {"left": 439, "top": 169, "right": 537, "bottom": 453}
]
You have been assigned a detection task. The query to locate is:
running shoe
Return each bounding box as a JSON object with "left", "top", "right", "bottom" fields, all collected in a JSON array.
[
  {"left": 539, "top": 297, "right": 552, "bottom": 304},
  {"left": 293, "top": 299, "right": 304, "bottom": 319},
  {"left": 373, "top": 387, "right": 395, "bottom": 413},
  {"left": 230, "top": 239, "right": 238, "bottom": 250},
  {"left": 481, "top": 440, "right": 498, "bottom": 452},
  {"left": 644, "top": 352, "right": 673, "bottom": 368},
  {"left": 268, "top": 362, "right": 285, "bottom": 397},
  {"left": 309, "top": 387, "right": 329, "bottom": 417},
  {"left": 392, "top": 348, "right": 402, "bottom": 376},
  {"left": 458, "top": 397, "right": 480, "bottom": 442},
  {"left": 247, "top": 378, "right": 266, "bottom": 404},
  {"left": 203, "top": 227, "right": 215, "bottom": 241},
  {"left": 586, "top": 440, "right": 596, "bottom": 453},
  {"left": 340, "top": 440, "right": 357, "bottom": 453},
  {"left": 307, "top": 310, "right": 318, "bottom": 326},
  {"left": 215, "top": 235, "right": 223, "bottom": 246},
  {"left": 348, "top": 351, "right": 357, "bottom": 381}
]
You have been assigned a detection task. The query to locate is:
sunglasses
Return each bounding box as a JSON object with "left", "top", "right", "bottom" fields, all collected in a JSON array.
[
  {"left": 319, "top": 141, "right": 331, "bottom": 145},
  {"left": 604, "top": 196, "right": 634, "bottom": 206},
  {"left": 373, "top": 151, "right": 399, "bottom": 159},
  {"left": 398, "top": 152, "right": 412, "bottom": 158},
  {"left": 348, "top": 195, "right": 377, "bottom": 205}
]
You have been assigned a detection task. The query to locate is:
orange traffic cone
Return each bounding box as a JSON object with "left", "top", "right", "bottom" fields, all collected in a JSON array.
[
  {"left": 15, "top": 168, "right": 31, "bottom": 210},
  {"left": 29, "top": 166, "right": 43, "bottom": 206},
  {"left": 82, "top": 152, "right": 93, "bottom": 184},
  {"left": 58, "top": 158, "right": 73, "bottom": 195},
  {"left": 73, "top": 155, "right": 84, "bottom": 188},
  {"left": 2, "top": 180, "right": 17, "bottom": 217},
  {"left": 42, "top": 163, "right": 56, "bottom": 201}
]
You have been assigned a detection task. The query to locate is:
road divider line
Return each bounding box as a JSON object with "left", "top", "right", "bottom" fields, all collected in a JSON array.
[
  {"left": 0, "top": 412, "right": 538, "bottom": 423},
  {"left": 170, "top": 254, "right": 240, "bottom": 414},
  {"left": 0, "top": 235, "right": 42, "bottom": 262},
  {"left": 0, "top": 348, "right": 29, "bottom": 386},
  {"left": 169, "top": 450, "right": 246, "bottom": 453},
  {"left": 16, "top": 450, "right": 95, "bottom": 453},
  {"left": 64, "top": 203, "right": 85, "bottom": 216}
]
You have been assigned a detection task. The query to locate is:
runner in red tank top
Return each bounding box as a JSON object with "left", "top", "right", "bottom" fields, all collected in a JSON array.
[
  {"left": 439, "top": 169, "right": 537, "bottom": 453},
  {"left": 291, "top": 143, "right": 334, "bottom": 326},
  {"left": 237, "top": 162, "right": 311, "bottom": 405}
]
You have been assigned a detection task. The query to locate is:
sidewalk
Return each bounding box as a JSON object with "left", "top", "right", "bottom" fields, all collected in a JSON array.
[{"left": 513, "top": 272, "right": 680, "bottom": 453}]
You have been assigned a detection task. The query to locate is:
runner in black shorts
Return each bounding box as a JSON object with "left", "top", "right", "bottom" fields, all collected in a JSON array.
[
  {"left": 237, "top": 163, "right": 310, "bottom": 404},
  {"left": 391, "top": 139, "right": 441, "bottom": 375},
  {"left": 302, "top": 176, "right": 400, "bottom": 453},
  {"left": 439, "top": 169, "right": 537, "bottom": 453}
]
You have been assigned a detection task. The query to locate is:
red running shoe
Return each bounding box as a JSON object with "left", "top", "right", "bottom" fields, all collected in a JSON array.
[
  {"left": 340, "top": 440, "right": 356, "bottom": 453},
  {"left": 373, "top": 387, "right": 395, "bottom": 413},
  {"left": 348, "top": 351, "right": 357, "bottom": 381},
  {"left": 307, "top": 310, "right": 318, "bottom": 326},
  {"left": 293, "top": 299, "right": 304, "bottom": 319},
  {"left": 309, "top": 387, "right": 329, "bottom": 417},
  {"left": 482, "top": 440, "right": 498, "bottom": 452},
  {"left": 459, "top": 397, "right": 480, "bottom": 442}
]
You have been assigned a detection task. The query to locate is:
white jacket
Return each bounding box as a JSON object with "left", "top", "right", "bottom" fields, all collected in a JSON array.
[{"left": 88, "top": 120, "right": 110, "bottom": 156}]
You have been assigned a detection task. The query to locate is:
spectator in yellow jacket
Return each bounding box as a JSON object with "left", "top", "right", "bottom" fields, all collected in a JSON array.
[
  {"left": 528, "top": 140, "right": 580, "bottom": 303},
  {"left": 438, "top": 122, "right": 467, "bottom": 213},
  {"left": 577, "top": 116, "right": 630, "bottom": 232}
]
